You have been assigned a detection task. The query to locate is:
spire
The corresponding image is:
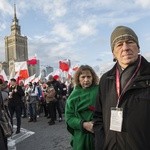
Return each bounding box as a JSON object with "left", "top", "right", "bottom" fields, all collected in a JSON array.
[
  {"left": 12, "top": 3, "right": 18, "bottom": 24},
  {"left": 14, "top": 4, "right": 17, "bottom": 20},
  {"left": 11, "top": 3, "right": 21, "bottom": 35}
]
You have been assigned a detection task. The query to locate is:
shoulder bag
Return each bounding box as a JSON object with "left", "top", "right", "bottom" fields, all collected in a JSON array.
[{"left": 0, "top": 91, "right": 13, "bottom": 138}]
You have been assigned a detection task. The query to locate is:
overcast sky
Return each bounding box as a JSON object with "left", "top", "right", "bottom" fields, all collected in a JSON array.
[{"left": 0, "top": 0, "right": 150, "bottom": 74}]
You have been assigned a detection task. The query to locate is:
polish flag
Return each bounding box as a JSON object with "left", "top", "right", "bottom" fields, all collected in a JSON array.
[
  {"left": 59, "top": 59, "right": 70, "bottom": 72},
  {"left": 45, "top": 69, "right": 61, "bottom": 81},
  {"left": 27, "top": 56, "right": 37, "bottom": 65},
  {"left": 24, "top": 74, "right": 36, "bottom": 86},
  {"left": 15, "top": 61, "right": 29, "bottom": 80},
  {"left": 72, "top": 64, "right": 79, "bottom": 71},
  {"left": 0, "top": 70, "right": 8, "bottom": 81},
  {"left": 32, "top": 73, "right": 42, "bottom": 83}
]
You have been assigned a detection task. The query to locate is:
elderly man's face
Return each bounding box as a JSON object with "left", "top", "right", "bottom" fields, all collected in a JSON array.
[{"left": 113, "top": 39, "right": 139, "bottom": 69}]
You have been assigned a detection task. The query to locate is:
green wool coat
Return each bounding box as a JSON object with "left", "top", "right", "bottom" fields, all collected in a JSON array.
[{"left": 65, "top": 85, "right": 98, "bottom": 150}]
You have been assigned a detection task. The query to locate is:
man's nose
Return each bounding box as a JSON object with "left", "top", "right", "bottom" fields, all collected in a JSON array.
[{"left": 122, "top": 42, "right": 130, "bottom": 51}]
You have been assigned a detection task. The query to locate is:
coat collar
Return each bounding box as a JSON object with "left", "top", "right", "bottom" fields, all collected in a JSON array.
[{"left": 106, "top": 56, "right": 150, "bottom": 79}]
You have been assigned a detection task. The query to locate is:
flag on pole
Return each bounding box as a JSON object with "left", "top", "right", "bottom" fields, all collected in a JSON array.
[
  {"left": 45, "top": 69, "right": 61, "bottom": 81},
  {"left": 24, "top": 74, "right": 36, "bottom": 86},
  {"left": 15, "top": 61, "right": 29, "bottom": 80},
  {"left": 32, "top": 73, "right": 41, "bottom": 83},
  {"left": 27, "top": 56, "right": 37, "bottom": 65},
  {"left": 0, "top": 70, "right": 8, "bottom": 81},
  {"left": 59, "top": 59, "right": 70, "bottom": 72},
  {"left": 72, "top": 64, "right": 79, "bottom": 71}
]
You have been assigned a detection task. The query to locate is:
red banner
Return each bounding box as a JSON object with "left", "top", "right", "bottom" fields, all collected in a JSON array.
[
  {"left": 59, "top": 60, "right": 69, "bottom": 71},
  {"left": 27, "top": 57, "right": 37, "bottom": 65}
]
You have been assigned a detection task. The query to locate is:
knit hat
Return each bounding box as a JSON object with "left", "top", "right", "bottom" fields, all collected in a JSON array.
[{"left": 110, "top": 26, "right": 139, "bottom": 51}]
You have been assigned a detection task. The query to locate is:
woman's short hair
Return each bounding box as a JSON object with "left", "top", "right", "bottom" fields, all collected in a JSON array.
[{"left": 73, "top": 65, "right": 99, "bottom": 87}]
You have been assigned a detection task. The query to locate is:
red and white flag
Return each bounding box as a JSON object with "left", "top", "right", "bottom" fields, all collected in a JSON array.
[
  {"left": 45, "top": 69, "right": 61, "bottom": 81},
  {"left": 72, "top": 64, "right": 79, "bottom": 71},
  {"left": 24, "top": 74, "right": 36, "bottom": 86},
  {"left": 27, "top": 56, "right": 37, "bottom": 65},
  {"left": 59, "top": 59, "right": 70, "bottom": 72},
  {"left": 0, "top": 70, "right": 8, "bottom": 81},
  {"left": 32, "top": 73, "right": 41, "bottom": 83},
  {"left": 15, "top": 61, "right": 29, "bottom": 80}
]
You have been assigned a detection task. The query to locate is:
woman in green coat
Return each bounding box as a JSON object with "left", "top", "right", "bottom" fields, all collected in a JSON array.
[{"left": 65, "top": 65, "right": 99, "bottom": 150}]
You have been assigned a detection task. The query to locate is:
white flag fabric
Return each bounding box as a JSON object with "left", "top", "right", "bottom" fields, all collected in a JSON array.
[
  {"left": 0, "top": 70, "right": 8, "bottom": 81},
  {"left": 24, "top": 74, "right": 36, "bottom": 86}
]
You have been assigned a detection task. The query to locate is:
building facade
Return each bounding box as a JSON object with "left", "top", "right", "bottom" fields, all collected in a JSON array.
[
  {"left": 4, "top": 4, "right": 28, "bottom": 76},
  {"left": 0, "top": 4, "right": 40, "bottom": 78}
]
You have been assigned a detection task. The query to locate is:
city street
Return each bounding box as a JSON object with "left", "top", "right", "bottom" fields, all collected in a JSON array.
[{"left": 8, "top": 115, "right": 71, "bottom": 150}]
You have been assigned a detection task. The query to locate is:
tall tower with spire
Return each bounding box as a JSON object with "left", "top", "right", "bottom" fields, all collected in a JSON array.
[{"left": 4, "top": 4, "right": 28, "bottom": 75}]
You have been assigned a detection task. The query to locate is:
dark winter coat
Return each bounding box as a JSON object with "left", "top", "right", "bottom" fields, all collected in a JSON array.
[
  {"left": 93, "top": 56, "right": 150, "bottom": 150},
  {"left": 8, "top": 85, "right": 25, "bottom": 105},
  {"left": 0, "top": 90, "right": 8, "bottom": 150}
]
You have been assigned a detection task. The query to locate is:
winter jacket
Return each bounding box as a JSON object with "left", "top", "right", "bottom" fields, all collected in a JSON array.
[
  {"left": 65, "top": 85, "right": 98, "bottom": 150},
  {"left": 8, "top": 85, "right": 25, "bottom": 105},
  {"left": 0, "top": 91, "right": 8, "bottom": 150},
  {"left": 93, "top": 56, "right": 150, "bottom": 150}
]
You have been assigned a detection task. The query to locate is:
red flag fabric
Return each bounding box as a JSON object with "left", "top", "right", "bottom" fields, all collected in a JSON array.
[
  {"left": 0, "top": 70, "right": 8, "bottom": 81},
  {"left": 19, "top": 70, "right": 29, "bottom": 79},
  {"left": 59, "top": 60, "right": 69, "bottom": 71},
  {"left": 27, "top": 56, "right": 37, "bottom": 65},
  {"left": 15, "top": 61, "right": 29, "bottom": 80}
]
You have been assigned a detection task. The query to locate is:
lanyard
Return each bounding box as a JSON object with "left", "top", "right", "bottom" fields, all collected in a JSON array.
[{"left": 116, "top": 55, "right": 141, "bottom": 108}]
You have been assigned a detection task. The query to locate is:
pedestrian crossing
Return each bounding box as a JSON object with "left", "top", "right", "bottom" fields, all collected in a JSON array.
[{"left": 8, "top": 125, "right": 34, "bottom": 150}]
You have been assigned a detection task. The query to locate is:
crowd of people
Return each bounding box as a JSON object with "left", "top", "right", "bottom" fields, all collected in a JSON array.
[
  {"left": 0, "top": 25, "right": 150, "bottom": 150},
  {"left": 0, "top": 74, "right": 71, "bottom": 150}
]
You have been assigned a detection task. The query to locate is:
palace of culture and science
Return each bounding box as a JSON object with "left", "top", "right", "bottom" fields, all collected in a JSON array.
[{"left": 0, "top": 4, "right": 40, "bottom": 78}]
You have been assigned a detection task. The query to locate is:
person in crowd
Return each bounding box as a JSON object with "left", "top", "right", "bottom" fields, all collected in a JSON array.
[
  {"left": 26, "top": 82, "right": 39, "bottom": 122},
  {"left": 65, "top": 65, "right": 99, "bottom": 150},
  {"left": 39, "top": 83, "right": 48, "bottom": 117},
  {"left": 47, "top": 75, "right": 63, "bottom": 122},
  {"left": 0, "top": 90, "right": 8, "bottom": 150},
  {"left": 19, "top": 81, "right": 27, "bottom": 118},
  {"left": 0, "top": 79, "right": 9, "bottom": 108},
  {"left": 59, "top": 80, "right": 67, "bottom": 113},
  {"left": 36, "top": 82, "right": 43, "bottom": 117},
  {"left": 93, "top": 26, "right": 150, "bottom": 150},
  {"left": 67, "top": 78, "right": 74, "bottom": 97},
  {"left": 45, "top": 86, "right": 56, "bottom": 125},
  {"left": 8, "top": 78, "right": 24, "bottom": 134}
]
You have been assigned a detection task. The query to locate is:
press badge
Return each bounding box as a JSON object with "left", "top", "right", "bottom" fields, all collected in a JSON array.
[{"left": 110, "top": 107, "right": 123, "bottom": 132}]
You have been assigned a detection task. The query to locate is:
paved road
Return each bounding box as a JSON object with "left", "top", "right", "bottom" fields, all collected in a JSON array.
[{"left": 8, "top": 114, "right": 71, "bottom": 150}]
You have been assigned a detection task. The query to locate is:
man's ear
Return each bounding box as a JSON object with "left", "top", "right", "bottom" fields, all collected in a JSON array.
[{"left": 113, "top": 54, "right": 117, "bottom": 62}]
